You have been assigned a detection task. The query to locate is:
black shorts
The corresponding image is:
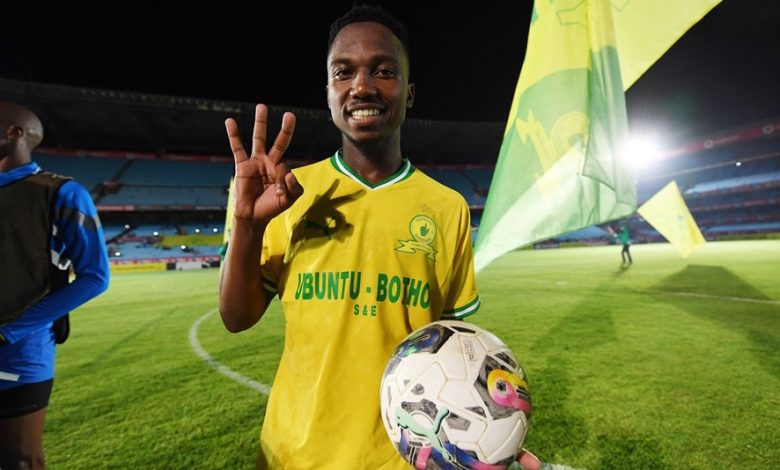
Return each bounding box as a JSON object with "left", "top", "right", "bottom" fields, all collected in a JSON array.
[{"left": 0, "top": 379, "right": 54, "bottom": 420}]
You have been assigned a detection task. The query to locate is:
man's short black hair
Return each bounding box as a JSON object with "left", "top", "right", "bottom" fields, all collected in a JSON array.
[{"left": 328, "top": 4, "right": 410, "bottom": 61}]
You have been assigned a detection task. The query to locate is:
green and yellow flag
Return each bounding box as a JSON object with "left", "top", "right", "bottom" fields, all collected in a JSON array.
[
  {"left": 612, "top": 0, "right": 722, "bottom": 90},
  {"left": 638, "top": 180, "right": 705, "bottom": 258},
  {"left": 474, "top": 0, "right": 721, "bottom": 272}
]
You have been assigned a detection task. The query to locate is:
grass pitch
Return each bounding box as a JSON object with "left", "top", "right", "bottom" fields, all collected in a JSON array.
[{"left": 46, "top": 241, "right": 780, "bottom": 469}]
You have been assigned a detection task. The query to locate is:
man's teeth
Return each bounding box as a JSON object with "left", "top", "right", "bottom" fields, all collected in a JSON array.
[{"left": 351, "top": 109, "right": 380, "bottom": 119}]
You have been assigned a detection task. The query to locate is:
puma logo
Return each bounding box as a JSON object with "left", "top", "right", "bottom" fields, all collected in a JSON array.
[{"left": 305, "top": 220, "right": 332, "bottom": 240}]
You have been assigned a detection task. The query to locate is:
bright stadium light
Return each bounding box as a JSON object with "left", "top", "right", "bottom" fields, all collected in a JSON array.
[
  {"left": 153, "top": 231, "right": 159, "bottom": 236},
  {"left": 181, "top": 245, "right": 187, "bottom": 250},
  {"left": 124, "top": 224, "right": 130, "bottom": 229},
  {"left": 736, "top": 161, "right": 742, "bottom": 167},
  {"left": 114, "top": 251, "right": 121, "bottom": 257},
  {"left": 195, "top": 228, "right": 200, "bottom": 233},
  {"left": 212, "top": 228, "right": 219, "bottom": 233},
  {"left": 625, "top": 135, "right": 661, "bottom": 169}
]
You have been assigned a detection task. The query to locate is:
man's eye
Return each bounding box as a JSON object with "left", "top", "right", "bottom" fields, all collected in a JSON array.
[
  {"left": 376, "top": 68, "right": 397, "bottom": 77},
  {"left": 334, "top": 69, "right": 352, "bottom": 79}
]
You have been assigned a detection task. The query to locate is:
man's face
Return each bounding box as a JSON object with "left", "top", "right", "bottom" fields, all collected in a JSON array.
[{"left": 327, "top": 22, "right": 414, "bottom": 144}]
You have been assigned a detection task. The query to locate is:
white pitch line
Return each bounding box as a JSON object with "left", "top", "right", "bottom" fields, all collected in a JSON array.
[{"left": 188, "top": 309, "right": 271, "bottom": 395}]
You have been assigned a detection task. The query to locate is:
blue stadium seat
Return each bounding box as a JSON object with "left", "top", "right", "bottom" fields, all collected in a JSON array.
[
  {"left": 34, "top": 153, "right": 125, "bottom": 190},
  {"left": 685, "top": 171, "right": 780, "bottom": 195}
]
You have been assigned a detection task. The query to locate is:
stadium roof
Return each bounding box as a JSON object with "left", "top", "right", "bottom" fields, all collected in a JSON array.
[
  {"left": 3, "top": 2, "right": 778, "bottom": 144},
  {"left": 0, "top": 77, "right": 503, "bottom": 165}
]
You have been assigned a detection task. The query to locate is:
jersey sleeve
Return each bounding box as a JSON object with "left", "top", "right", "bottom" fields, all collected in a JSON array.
[
  {"left": 259, "top": 216, "right": 287, "bottom": 296},
  {"left": 441, "top": 199, "right": 480, "bottom": 319}
]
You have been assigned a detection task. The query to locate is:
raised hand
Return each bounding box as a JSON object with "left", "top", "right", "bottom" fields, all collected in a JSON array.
[{"left": 225, "top": 104, "right": 303, "bottom": 225}]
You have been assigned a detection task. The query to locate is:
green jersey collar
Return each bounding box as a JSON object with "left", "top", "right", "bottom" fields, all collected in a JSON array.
[{"left": 330, "top": 150, "right": 415, "bottom": 190}]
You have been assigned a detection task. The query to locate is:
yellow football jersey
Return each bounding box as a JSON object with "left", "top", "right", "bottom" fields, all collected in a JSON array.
[{"left": 257, "top": 151, "right": 480, "bottom": 469}]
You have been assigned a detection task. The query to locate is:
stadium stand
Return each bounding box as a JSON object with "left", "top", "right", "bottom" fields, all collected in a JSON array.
[
  {"left": 633, "top": 120, "right": 780, "bottom": 240},
  {"left": 34, "top": 152, "right": 126, "bottom": 191},
  {"left": 706, "top": 222, "right": 780, "bottom": 234},
  {"left": 119, "top": 159, "right": 232, "bottom": 186},
  {"left": 684, "top": 170, "right": 780, "bottom": 195},
  {"left": 558, "top": 226, "right": 609, "bottom": 242},
  {"left": 110, "top": 243, "right": 221, "bottom": 260},
  {"left": 5, "top": 76, "right": 777, "bottom": 259},
  {"left": 92, "top": 115, "right": 776, "bottom": 256},
  {"left": 424, "top": 168, "right": 487, "bottom": 206},
  {"left": 36, "top": 114, "right": 779, "bottom": 258},
  {"left": 101, "top": 185, "right": 227, "bottom": 207}
]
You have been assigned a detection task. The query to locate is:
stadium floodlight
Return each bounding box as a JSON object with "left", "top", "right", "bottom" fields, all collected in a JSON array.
[
  {"left": 153, "top": 231, "right": 159, "bottom": 236},
  {"left": 736, "top": 161, "right": 742, "bottom": 167},
  {"left": 181, "top": 245, "right": 187, "bottom": 250},
  {"left": 114, "top": 251, "right": 121, "bottom": 257},
  {"left": 195, "top": 228, "right": 200, "bottom": 233},
  {"left": 212, "top": 228, "right": 219, "bottom": 233},
  {"left": 625, "top": 134, "right": 661, "bottom": 169},
  {"left": 124, "top": 224, "right": 130, "bottom": 229}
]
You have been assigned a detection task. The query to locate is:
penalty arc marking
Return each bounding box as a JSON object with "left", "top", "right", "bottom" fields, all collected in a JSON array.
[
  {"left": 189, "top": 309, "right": 584, "bottom": 470},
  {"left": 188, "top": 308, "right": 271, "bottom": 395}
]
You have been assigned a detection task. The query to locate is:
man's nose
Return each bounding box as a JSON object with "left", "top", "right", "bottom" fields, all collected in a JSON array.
[{"left": 350, "top": 70, "right": 377, "bottom": 98}]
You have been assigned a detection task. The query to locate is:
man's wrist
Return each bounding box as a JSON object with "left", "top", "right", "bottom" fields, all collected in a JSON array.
[
  {"left": 231, "top": 217, "right": 268, "bottom": 241},
  {"left": 233, "top": 216, "right": 268, "bottom": 230}
]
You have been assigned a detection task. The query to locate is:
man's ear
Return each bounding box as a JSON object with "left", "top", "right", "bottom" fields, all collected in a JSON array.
[
  {"left": 6, "top": 125, "right": 24, "bottom": 140},
  {"left": 406, "top": 83, "right": 415, "bottom": 109}
]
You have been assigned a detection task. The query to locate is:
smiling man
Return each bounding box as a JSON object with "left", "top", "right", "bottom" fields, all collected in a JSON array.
[{"left": 219, "top": 5, "right": 538, "bottom": 469}]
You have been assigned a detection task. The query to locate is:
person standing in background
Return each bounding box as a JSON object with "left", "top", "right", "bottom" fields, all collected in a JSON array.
[
  {"left": 617, "top": 223, "right": 633, "bottom": 264},
  {"left": 0, "top": 101, "right": 110, "bottom": 469}
]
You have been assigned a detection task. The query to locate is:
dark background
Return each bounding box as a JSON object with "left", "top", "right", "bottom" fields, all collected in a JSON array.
[{"left": 2, "top": 1, "right": 778, "bottom": 143}]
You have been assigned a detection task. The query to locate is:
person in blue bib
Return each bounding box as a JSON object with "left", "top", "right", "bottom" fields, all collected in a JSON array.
[{"left": 0, "top": 101, "right": 110, "bottom": 469}]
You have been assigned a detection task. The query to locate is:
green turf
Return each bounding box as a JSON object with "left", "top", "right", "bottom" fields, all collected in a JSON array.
[{"left": 45, "top": 241, "right": 780, "bottom": 469}]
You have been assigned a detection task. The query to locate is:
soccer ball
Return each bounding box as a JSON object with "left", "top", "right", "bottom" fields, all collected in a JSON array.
[{"left": 380, "top": 321, "right": 531, "bottom": 469}]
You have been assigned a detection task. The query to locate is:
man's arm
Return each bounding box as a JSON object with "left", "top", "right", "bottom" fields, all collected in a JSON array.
[
  {"left": 219, "top": 219, "right": 271, "bottom": 332},
  {"left": 218, "top": 104, "right": 302, "bottom": 332},
  {"left": 0, "top": 181, "right": 109, "bottom": 344}
]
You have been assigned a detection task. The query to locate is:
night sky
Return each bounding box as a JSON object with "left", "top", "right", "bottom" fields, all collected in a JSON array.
[{"left": 3, "top": 1, "right": 779, "bottom": 146}]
